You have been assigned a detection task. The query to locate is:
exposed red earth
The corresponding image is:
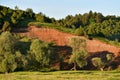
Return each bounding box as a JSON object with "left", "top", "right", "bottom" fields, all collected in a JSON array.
[
  {"left": 21, "top": 26, "right": 120, "bottom": 57},
  {"left": 19, "top": 26, "right": 120, "bottom": 69}
]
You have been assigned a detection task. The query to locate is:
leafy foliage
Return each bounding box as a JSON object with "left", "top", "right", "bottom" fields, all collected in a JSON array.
[
  {"left": 0, "top": 5, "right": 52, "bottom": 29},
  {"left": 15, "top": 51, "right": 28, "bottom": 71},
  {"left": 0, "top": 32, "right": 54, "bottom": 72},
  {"left": 0, "top": 32, "right": 17, "bottom": 73},
  {"left": 30, "top": 39, "right": 50, "bottom": 66},
  {"left": 69, "top": 50, "right": 88, "bottom": 68},
  {"left": 74, "top": 27, "right": 85, "bottom": 36},
  {"left": 69, "top": 37, "right": 88, "bottom": 70},
  {"left": 25, "top": 39, "right": 53, "bottom": 70},
  {"left": 92, "top": 54, "right": 113, "bottom": 71},
  {"left": 92, "top": 57, "right": 105, "bottom": 71},
  {"left": 2, "top": 21, "right": 11, "bottom": 32}
]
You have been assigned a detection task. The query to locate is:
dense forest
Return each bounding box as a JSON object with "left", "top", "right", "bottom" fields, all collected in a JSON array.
[{"left": 0, "top": 5, "right": 120, "bottom": 73}]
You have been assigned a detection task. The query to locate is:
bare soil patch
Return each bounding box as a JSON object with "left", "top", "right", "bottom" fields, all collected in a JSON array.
[{"left": 21, "top": 26, "right": 120, "bottom": 57}]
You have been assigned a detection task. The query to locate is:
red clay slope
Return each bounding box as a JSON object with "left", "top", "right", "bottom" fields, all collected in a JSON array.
[{"left": 21, "top": 26, "right": 120, "bottom": 57}]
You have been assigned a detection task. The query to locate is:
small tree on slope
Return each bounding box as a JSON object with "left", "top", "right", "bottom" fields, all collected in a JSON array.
[
  {"left": 92, "top": 54, "right": 113, "bottom": 71},
  {"left": 69, "top": 37, "right": 88, "bottom": 70}
]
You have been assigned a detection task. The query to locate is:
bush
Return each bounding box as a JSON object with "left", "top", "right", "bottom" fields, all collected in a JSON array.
[
  {"left": 74, "top": 27, "right": 84, "bottom": 36},
  {"left": 92, "top": 57, "right": 105, "bottom": 71}
]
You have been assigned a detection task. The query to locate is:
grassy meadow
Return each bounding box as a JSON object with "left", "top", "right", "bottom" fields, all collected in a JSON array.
[{"left": 0, "top": 70, "right": 120, "bottom": 80}]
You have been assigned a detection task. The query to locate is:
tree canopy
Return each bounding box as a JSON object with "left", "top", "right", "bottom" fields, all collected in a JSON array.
[
  {"left": 69, "top": 37, "right": 88, "bottom": 70},
  {"left": 0, "top": 32, "right": 17, "bottom": 73}
]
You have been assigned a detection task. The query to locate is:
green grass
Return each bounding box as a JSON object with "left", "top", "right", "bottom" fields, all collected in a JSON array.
[
  {"left": 0, "top": 70, "right": 120, "bottom": 80},
  {"left": 28, "top": 22, "right": 74, "bottom": 33},
  {"left": 94, "top": 37, "right": 120, "bottom": 47}
]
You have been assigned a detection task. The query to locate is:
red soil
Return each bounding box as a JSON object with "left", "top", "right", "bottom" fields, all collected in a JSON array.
[
  {"left": 21, "top": 26, "right": 120, "bottom": 57},
  {"left": 87, "top": 40, "right": 120, "bottom": 56}
]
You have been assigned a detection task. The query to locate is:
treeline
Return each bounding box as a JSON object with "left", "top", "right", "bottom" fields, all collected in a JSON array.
[
  {"left": 57, "top": 11, "right": 120, "bottom": 40},
  {"left": 0, "top": 5, "right": 52, "bottom": 32},
  {"left": 1, "top": 5, "right": 120, "bottom": 41}
]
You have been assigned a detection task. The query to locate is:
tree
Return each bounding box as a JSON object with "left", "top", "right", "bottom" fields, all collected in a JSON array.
[
  {"left": 92, "top": 54, "right": 113, "bottom": 71},
  {"left": 92, "top": 57, "right": 105, "bottom": 71},
  {"left": 26, "top": 8, "right": 33, "bottom": 18},
  {"left": 82, "top": 13, "right": 89, "bottom": 26},
  {"left": 0, "top": 53, "right": 17, "bottom": 73},
  {"left": 69, "top": 37, "right": 88, "bottom": 70},
  {"left": 26, "top": 8, "right": 33, "bottom": 13},
  {"left": 106, "top": 54, "right": 114, "bottom": 70},
  {"left": 0, "top": 32, "right": 17, "bottom": 73},
  {"left": 2, "top": 21, "right": 11, "bottom": 31},
  {"left": 14, "top": 6, "right": 19, "bottom": 10},
  {"left": 95, "top": 13, "right": 103, "bottom": 23},
  {"left": 11, "top": 12, "right": 18, "bottom": 25},
  {"left": 29, "top": 39, "right": 51, "bottom": 69},
  {"left": 74, "top": 27, "right": 84, "bottom": 36},
  {"left": 15, "top": 51, "right": 28, "bottom": 71},
  {"left": 35, "top": 14, "right": 45, "bottom": 22}
]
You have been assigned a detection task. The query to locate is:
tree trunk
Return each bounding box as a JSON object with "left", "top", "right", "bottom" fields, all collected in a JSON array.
[
  {"left": 73, "top": 62, "right": 77, "bottom": 71},
  {"left": 70, "top": 62, "right": 77, "bottom": 70},
  {"left": 100, "top": 68, "right": 104, "bottom": 71}
]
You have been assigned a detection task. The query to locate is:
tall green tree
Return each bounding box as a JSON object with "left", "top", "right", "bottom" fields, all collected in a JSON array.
[
  {"left": 29, "top": 39, "right": 51, "bottom": 69},
  {"left": 69, "top": 37, "right": 88, "bottom": 70},
  {"left": 0, "top": 32, "right": 17, "bottom": 73}
]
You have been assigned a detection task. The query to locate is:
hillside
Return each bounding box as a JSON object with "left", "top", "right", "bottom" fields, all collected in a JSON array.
[
  {"left": 21, "top": 26, "right": 120, "bottom": 57},
  {"left": 1, "top": 4, "right": 120, "bottom": 72}
]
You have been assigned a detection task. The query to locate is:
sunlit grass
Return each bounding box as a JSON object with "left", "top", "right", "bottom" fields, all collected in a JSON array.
[
  {"left": 0, "top": 70, "right": 120, "bottom": 80},
  {"left": 94, "top": 37, "right": 120, "bottom": 47},
  {"left": 28, "top": 22, "right": 74, "bottom": 33}
]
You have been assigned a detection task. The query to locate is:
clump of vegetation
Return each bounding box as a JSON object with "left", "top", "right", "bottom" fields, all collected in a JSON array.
[
  {"left": 92, "top": 54, "right": 113, "bottom": 71},
  {"left": 0, "top": 32, "right": 54, "bottom": 73},
  {"left": 69, "top": 37, "right": 88, "bottom": 70},
  {"left": 27, "top": 39, "right": 51, "bottom": 70},
  {"left": 92, "top": 37, "right": 120, "bottom": 47},
  {"left": 28, "top": 22, "right": 74, "bottom": 33},
  {"left": 0, "top": 32, "right": 17, "bottom": 73}
]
